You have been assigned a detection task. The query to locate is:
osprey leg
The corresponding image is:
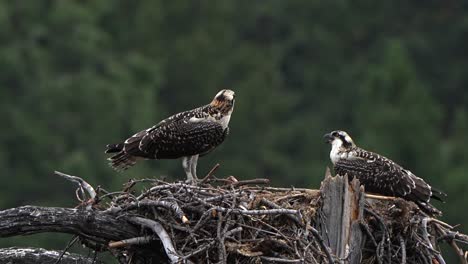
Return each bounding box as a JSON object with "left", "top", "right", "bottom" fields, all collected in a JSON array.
[
  {"left": 182, "top": 156, "right": 194, "bottom": 184},
  {"left": 190, "top": 155, "right": 199, "bottom": 181}
]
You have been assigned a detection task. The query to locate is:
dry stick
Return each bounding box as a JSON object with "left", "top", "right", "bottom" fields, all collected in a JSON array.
[
  {"left": 421, "top": 217, "right": 446, "bottom": 264},
  {"left": 182, "top": 227, "right": 243, "bottom": 260},
  {"left": 228, "top": 178, "right": 270, "bottom": 188},
  {"left": 130, "top": 217, "right": 181, "bottom": 264},
  {"left": 195, "top": 197, "right": 299, "bottom": 216},
  {"left": 450, "top": 240, "right": 468, "bottom": 264},
  {"left": 309, "top": 226, "right": 334, "bottom": 264},
  {"left": 364, "top": 208, "right": 387, "bottom": 263},
  {"left": 124, "top": 200, "right": 189, "bottom": 224},
  {"left": 55, "top": 171, "right": 96, "bottom": 210},
  {"left": 428, "top": 218, "right": 454, "bottom": 229},
  {"left": 364, "top": 193, "right": 397, "bottom": 201},
  {"left": 260, "top": 256, "right": 303, "bottom": 263},
  {"left": 202, "top": 192, "right": 238, "bottom": 203},
  {"left": 260, "top": 198, "right": 303, "bottom": 226},
  {"left": 99, "top": 191, "right": 127, "bottom": 201},
  {"left": 200, "top": 163, "right": 221, "bottom": 184},
  {"left": 137, "top": 183, "right": 219, "bottom": 200},
  {"left": 248, "top": 186, "right": 313, "bottom": 192},
  {"left": 55, "top": 171, "right": 96, "bottom": 199},
  {"left": 217, "top": 212, "right": 227, "bottom": 263},
  {"left": 180, "top": 209, "right": 214, "bottom": 251},
  {"left": 108, "top": 236, "right": 154, "bottom": 248},
  {"left": 399, "top": 235, "right": 406, "bottom": 264},
  {"left": 54, "top": 235, "right": 80, "bottom": 264}
]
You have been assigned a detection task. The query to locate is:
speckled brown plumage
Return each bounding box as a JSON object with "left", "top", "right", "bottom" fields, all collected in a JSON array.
[
  {"left": 324, "top": 130, "right": 445, "bottom": 215},
  {"left": 105, "top": 90, "right": 235, "bottom": 178}
]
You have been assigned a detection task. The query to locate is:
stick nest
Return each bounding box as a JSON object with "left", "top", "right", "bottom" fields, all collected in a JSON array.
[{"left": 67, "top": 169, "right": 467, "bottom": 264}]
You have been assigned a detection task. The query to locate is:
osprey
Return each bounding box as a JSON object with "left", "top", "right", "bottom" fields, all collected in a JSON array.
[
  {"left": 324, "top": 130, "right": 444, "bottom": 215},
  {"left": 106, "top": 89, "right": 235, "bottom": 184}
]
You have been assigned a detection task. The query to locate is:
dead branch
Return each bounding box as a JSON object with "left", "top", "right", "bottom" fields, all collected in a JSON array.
[
  {"left": 0, "top": 247, "right": 102, "bottom": 264},
  {"left": 0, "top": 206, "right": 138, "bottom": 243},
  {"left": 109, "top": 236, "right": 154, "bottom": 248},
  {"left": 130, "top": 217, "right": 181, "bottom": 264},
  {"left": 55, "top": 170, "right": 96, "bottom": 210}
]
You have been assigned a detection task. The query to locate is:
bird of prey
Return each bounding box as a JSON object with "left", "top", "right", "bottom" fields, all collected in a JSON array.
[
  {"left": 324, "top": 130, "right": 444, "bottom": 215},
  {"left": 105, "top": 89, "right": 235, "bottom": 184}
]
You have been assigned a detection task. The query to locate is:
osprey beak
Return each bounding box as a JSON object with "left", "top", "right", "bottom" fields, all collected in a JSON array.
[{"left": 323, "top": 133, "right": 333, "bottom": 143}]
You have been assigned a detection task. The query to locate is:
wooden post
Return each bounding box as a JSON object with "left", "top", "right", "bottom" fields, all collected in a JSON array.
[{"left": 317, "top": 168, "right": 365, "bottom": 264}]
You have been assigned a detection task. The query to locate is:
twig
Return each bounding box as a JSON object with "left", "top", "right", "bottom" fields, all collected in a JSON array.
[
  {"left": 130, "top": 217, "right": 180, "bottom": 263},
  {"left": 260, "top": 198, "right": 303, "bottom": 226},
  {"left": 399, "top": 235, "right": 406, "bottom": 264},
  {"left": 200, "top": 163, "right": 221, "bottom": 184},
  {"left": 421, "top": 217, "right": 446, "bottom": 264},
  {"left": 182, "top": 227, "right": 242, "bottom": 260},
  {"left": 228, "top": 178, "right": 270, "bottom": 187},
  {"left": 137, "top": 183, "right": 219, "bottom": 200},
  {"left": 55, "top": 171, "right": 96, "bottom": 199},
  {"left": 260, "top": 256, "right": 303, "bottom": 263},
  {"left": 450, "top": 240, "right": 467, "bottom": 264},
  {"left": 54, "top": 235, "right": 79, "bottom": 264},
  {"left": 55, "top": 171, "right": 96, "bottom": 210},
  {"left": 360, "top": 222, "right": 378, "bottom": 247},
  {"left": 124, "top": 199, "right": 189, "bottom": 224},
  {"left": 364, "top": 193, "right": 397, "bottom": 201},
  {"left": 195, "top": 197, "right": 299, "bottom": 216},
  {"left": 217, "top": 212, "right": 227, "bottom": 263},
  {"left": 108, "top": 236, "right": 154, "bottom": 248},
  {"left": 309, "top": 226, "right": 334, "bottom": 264}
]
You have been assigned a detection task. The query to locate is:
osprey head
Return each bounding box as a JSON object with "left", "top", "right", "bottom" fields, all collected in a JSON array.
[
  {"left": 211, "top": 89, "right": 235, "bottom": 115},
  {"left": 324, "top": 130, "right": 355, "bottom": 150}
]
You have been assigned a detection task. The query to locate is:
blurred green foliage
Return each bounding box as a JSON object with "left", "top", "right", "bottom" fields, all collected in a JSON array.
[{"left": 0, "top": 0, "right": 467, "bottom": 262}]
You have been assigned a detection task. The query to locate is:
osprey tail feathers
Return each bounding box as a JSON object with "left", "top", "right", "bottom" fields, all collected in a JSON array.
[
  {"left": 105, "top": 143, "right": 124, "bottom": 153},
  {"left": 107, "top": 151, "right": 138, "bottom": 171},
  {"left": 430, "top": 187, "right": 447, "bottom": 202}
]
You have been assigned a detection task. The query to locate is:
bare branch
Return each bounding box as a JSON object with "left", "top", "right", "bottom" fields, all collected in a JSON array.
[
  {"left": 0, "top": 206, "right": 138, "bottom": 243},
  {"left": 130, "top": 217, "right": 181, "bottom": 264},
  {"left": 0, "top": 247, "right": 102, "bottom": 264},
  {"left": 109, "top": 236, "right": 154, "bottom": 248},
  {"left": 55, "top": 171, "right": 96, "bottom": 210}
]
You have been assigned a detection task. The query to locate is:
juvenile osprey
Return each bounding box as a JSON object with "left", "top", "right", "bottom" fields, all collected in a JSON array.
[
  {"left": 324, "top": 130, "right": 444, "bottom": 215},
  {"left": 106, "top": 89, "right": 235, "bottom": 184}
]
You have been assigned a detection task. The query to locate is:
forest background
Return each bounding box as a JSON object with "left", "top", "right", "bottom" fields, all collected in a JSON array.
[{"left": 0, "top": 1, "right": 467, "bottom": 262}]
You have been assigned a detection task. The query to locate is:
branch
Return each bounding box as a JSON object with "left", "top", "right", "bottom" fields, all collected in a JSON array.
[
  {"left": 195, "top": 197, "right": 299, "bottom": 216},
  {"left": 0, "top": 247, "right": 102, "bottom": 264},
  {"left": 55, "top": 171, "right": 96, "bottom": 210},
  {"left": 123, "top": 199, "right": 189, "bottom": 224},
  {"left": 421, "top": 217, "right": 446, "bottom": 264},
  {"left": 0, "top": 206, "right": 138, "bottom": 243},
  {"left": 108, "top": 236, "right": 154, "bottom": 248},
  {"left": 130, "top": 217, "right": 181, "bottom": 264}
]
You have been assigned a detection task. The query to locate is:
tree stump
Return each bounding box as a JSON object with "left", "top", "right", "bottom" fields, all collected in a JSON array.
[{"left": 318, "top": 169, "right": 365, "bottom": 264}]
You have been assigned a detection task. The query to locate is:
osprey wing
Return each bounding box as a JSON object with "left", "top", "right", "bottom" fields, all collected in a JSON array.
[
  {"left": 138, "top": 118, "right": 228, "bottom": 159},
  {"left": 335, "top": 150, "right": 419, "bottom": 200}
]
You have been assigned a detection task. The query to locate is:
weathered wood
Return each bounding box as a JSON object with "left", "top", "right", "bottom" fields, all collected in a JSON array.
[
  {"left": 0, "top": 206, "right": 139, "bottom": 243},
  {"left": 318, "top": 169, "right": 364, "bottom": 264},
  {"left": 0, "top": 247, "right": 102, "bottom": 264}
]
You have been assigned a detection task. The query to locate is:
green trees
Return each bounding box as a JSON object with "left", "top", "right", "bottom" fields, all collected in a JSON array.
[{"left": 0, "top": 1, "right": 467, "bottom": 261}]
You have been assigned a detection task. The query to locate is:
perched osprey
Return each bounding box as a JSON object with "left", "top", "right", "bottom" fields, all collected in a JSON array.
[
  {"left": 324, "top": 130, "right": 444, "bottom": 215},
  {"left": 106, "top": 89, "right": 235, "bottom": 184}
]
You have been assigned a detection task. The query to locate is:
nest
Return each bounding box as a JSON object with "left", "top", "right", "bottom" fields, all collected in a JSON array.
[{"left": 56, "top": 169, "right": 468, "bottom": 264}]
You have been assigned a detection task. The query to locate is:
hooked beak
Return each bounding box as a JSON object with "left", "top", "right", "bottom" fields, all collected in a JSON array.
[{"left": 323, "top": 133, "right": 333, "bottom": 143}]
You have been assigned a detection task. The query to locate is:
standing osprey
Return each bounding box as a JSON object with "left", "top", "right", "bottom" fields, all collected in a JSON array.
[
  {"left": 106, "top": 89, "right": 235, "bottom": 184},
  {"left": 324, "top": 130, "right": 444, "bottom": 215}
]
